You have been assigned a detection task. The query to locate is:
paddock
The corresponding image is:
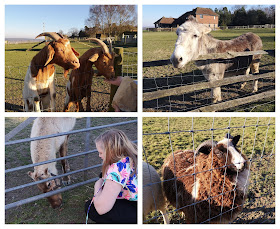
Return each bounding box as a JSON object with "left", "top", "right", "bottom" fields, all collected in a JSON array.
[
  {"left": 5, "top": 40, "right": 137, "bottom": 112},
  {"left": 143, "top": 117, "right": 275, "bottom": 224},
  {"left": 5, "top": 117, "right": 137, "bottom": 223}
]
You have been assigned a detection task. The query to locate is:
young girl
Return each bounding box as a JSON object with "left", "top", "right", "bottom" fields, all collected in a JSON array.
[{"left": 85, "top": 129, "right": 137, "bottom": 224}]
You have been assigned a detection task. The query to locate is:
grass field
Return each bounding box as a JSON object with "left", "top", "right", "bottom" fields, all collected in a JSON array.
[
  {"left": 143, "top": 28, "right": 275, "bottom": 112},
  {"left": 5, "top": 117, "right": 137, "bottom": 224},
  {"left": 143, "top": 117, "right": 275, "bottom": 224},
  {"left": 5, "top": 40, "right": 137, "bottom": 112}
]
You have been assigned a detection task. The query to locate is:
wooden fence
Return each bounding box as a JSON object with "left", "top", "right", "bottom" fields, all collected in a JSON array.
[
  {"left": 145, "top": 24, "right": 275, "bottom": 32},
  {"left": 143, "top": 50, "right": 275, "bottom": 112}
]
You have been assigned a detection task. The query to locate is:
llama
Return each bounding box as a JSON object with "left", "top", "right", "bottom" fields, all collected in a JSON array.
[
  {"left": 162, "top": 134, "right": 250, "bottom": 223},
  {"left": 28, "top": 117, "right": 76, "bottom": 208},
  {"left": 143, "top": 162, "right": 169, "bottom": 224},
  {"left": 170, "top": 15, "right": 262, "bottom": 103}
]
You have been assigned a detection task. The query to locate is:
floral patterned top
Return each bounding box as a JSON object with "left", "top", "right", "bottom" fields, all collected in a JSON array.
[{"left": 105, "top": 157, "right": 138, "bottom": 201}]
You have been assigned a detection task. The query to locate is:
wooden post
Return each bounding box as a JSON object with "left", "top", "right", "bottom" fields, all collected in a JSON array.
[{"left": 108, "top": 47, "right": 123, "bottom": 111}]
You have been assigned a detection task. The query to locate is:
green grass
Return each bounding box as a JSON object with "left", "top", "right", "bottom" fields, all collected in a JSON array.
[
  {"left": 5, "top": 41, "right": 137, "bottom": 112},
  {"left": 143, "top": 28, "right": 275, "bottom": 62},
  {"left": 143, "top": 117, "right": 275, "bottom": 223}
]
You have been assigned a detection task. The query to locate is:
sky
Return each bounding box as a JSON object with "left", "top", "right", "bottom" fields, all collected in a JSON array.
[
  {"left": 142, "top": 5, "right": 270, "bottom": 28},
  {"left": 5, "top": 4, "right": 272, "bottom": 38},
  {"left": 5, "top": 5, "right": 91, "bottom": 38}
]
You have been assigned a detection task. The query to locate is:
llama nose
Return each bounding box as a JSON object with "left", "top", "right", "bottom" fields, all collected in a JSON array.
[{"left": 179, "top": 57, "right": 183, "bottom": 62}]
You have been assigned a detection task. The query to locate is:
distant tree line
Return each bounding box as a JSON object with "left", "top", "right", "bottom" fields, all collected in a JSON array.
[
  {"left": 64, "top": 5, "right": 137, "bottom": 39},
  {"left": 215, "top": 5, "right": 275, "bottom": 27}
]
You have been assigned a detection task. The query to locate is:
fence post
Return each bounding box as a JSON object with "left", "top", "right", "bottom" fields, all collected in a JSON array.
[
  {"left": 108, "top": 47, "right": 123, "bottom": 111},
  {"left": 84, "top": 117, "right": 91, "bottom": 180}
]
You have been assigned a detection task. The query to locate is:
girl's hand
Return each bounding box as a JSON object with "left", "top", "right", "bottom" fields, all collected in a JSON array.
[{"left": 105, "top": 76, "right": 123, "bottom": 86}]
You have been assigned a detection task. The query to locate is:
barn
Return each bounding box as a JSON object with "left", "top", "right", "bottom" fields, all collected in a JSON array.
[
  {"left": 154, "top": 17, "right": 175, "bottom": 28},
  {"left": 154, "top": 7, "right": 219, "bottom": 29}
]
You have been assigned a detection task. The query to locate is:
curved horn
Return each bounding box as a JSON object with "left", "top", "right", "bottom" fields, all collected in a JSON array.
[
  {"left": 195, "top": 140, "right": 217, "bottom": 156},
  {"left": 107, "top": 37, "right": 113, "bottom": 54},
  {"left": 57, "top": 33, "right": 64, "bottom": 39},
  {"left": 87, "top": 38, "right": 109, "bottom": 54},
  {"left": 35, "top": 32, "right": 61, "bottom": 41}
]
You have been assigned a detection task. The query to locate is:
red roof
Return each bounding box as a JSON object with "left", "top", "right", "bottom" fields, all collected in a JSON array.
[
  {"left": 154, "top": 17, "right": 175, "bottom": 24},
  {"left": 195, "top": 7, "right": 218, "bottom": 16}
]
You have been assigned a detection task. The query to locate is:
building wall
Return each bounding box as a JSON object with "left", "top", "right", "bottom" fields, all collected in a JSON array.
[{"left": 196, "top": 14, "right": 218, "bottom": 28}]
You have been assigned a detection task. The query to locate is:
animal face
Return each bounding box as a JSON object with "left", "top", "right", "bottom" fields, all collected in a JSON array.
[
  {"left": 170, "top": 15, "right": 211, "bottom": 68},
  {"left": 49, "top": 38, "right": 80, "bottom": 77},
  {"left": 196, "top": 134, "right": 247, "bottom": 172},
  {"left": 93, "top": 53, "right": 115, "bottom": 79},
  {"left": 216, "top": 135, "right": 246, "bottom": 172},
  {"left": 28, "top": 169, "right": 62, "bottom": 208}
]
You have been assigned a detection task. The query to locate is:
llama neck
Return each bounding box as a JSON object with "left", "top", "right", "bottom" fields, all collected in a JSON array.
[{"left": 200, "top": 34, "right": 219, "bottom": 55}]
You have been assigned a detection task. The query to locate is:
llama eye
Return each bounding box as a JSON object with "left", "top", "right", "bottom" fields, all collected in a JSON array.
[
  {"left": 193, "top": 34, "right": 198, "bottom": 38},
  {"left": 47, "top": 182, "right": 51, "bottom": 188}
]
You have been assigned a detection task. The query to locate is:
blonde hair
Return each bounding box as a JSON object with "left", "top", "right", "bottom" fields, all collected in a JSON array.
[{"left": 95, "top": 129, "right": 137, "bottom": 177}]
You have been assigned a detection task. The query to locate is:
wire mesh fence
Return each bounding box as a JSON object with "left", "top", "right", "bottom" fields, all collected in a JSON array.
[
  {"left": 143, "top": 117, "right": 275, "bottom": 224},
  {"left": 5, "top": 40, "right": 137, "bottom": 112},
  {"left": 5, "top": 117, "right": 137, "bottom": 223},
  {"left": 143, "top": 53, "right": 275, "bottom": 112},
  {"left": 123, "top": 51, "right": 137, "bottom": 80}
]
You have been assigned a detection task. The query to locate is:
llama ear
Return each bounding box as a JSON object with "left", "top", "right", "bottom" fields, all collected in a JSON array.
[
  {"left": 201, "top": 24, "right": 212, "bottom": 34},
  {"left": 187, "top": 15, "right": 196, "bottom": 22},
  {"left": 232, "top": 135, "right": 240, "bottom": 146}
]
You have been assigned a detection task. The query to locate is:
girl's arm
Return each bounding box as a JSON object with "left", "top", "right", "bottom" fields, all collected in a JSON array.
[{"left": 93, "top": 179, "right": 122, "bottom": 215}]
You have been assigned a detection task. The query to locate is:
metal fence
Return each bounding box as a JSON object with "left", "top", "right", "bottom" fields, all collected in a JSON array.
[
  {"left": 5, "top": 42, "right": 137, "bottom": 112},
  {"left": 5, "top": 117, "right": 137, "bottom": 211},
  {"left": 143, "top": 117, "right": 275, "bottom": 224},
  {"left": 143, "top": 51, "right": 275, "bottom": 112}
]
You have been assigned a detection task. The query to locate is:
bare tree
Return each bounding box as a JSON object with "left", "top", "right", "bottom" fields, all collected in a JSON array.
[
  {"left": 86, "top": 5, "right": 137, "bottom": 37},
  {"left": 68, "top": 27, "right": 79, "bottom": 38}
]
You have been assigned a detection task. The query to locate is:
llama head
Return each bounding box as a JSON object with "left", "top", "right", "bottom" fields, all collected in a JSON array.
[
  {"left": 28, "top": 168, "right": 62, "bottom": 208},
  {"left": 195, "top": 134, "right": 247, "bottom": 172},
  {"left": 170, "top": 15, "right": 212, "bottom": 68}
]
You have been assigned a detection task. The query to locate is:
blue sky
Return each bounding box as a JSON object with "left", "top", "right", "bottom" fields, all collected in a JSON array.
[
  {"left": 5, "top": 5, "right": 91, "bottom": 38},
  {"left": 142, "top": 5, "right": 268, "bottom": 28}
]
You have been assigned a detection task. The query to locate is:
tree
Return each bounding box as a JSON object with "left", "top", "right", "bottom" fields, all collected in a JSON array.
[
  {"left": 58, "top": 29, "right": 65, "bottom": 36},
  {"left": 215, "top": 7, "right": 232, "bottom": 27},
  {"left": 68, "top": 28, "right": 79, "bottom": 38},
  {"left": 78, "top": 29, "right": 87, "bottom": 38},
  {"left": 231, "top": 6, "right": 248, "bottom": 26},
  {"left": 263, "top": 5, "right": 275, "bottom": 24},
  {"left": 86, "top": 5, "right": 137, "bottom": 37}
]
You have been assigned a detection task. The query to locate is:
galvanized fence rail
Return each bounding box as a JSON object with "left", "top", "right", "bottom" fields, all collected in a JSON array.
[{"left": 5, "top": 118, "right": 137, "bottom": 210}]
